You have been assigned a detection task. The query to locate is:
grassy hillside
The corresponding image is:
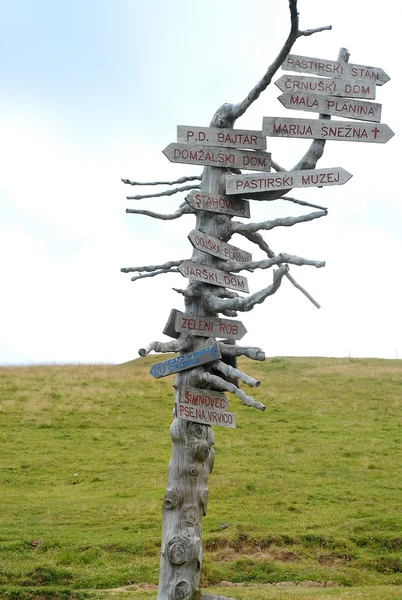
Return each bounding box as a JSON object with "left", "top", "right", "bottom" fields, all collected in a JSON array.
[{"left": 0, "top": 356, "right": 401, "bottom": 600}]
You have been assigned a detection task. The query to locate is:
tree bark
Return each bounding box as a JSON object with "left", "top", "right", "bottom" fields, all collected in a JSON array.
[{"left": 157, "top": 157, "right": 233, "bottom": 600}]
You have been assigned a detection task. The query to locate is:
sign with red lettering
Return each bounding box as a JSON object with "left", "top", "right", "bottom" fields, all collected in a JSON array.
[
  {"left": 278, "top": 93, "right": 382, "bottom": 123},
  {"left": 162, "top": 143, "right": 271, "bottom": 172},
  {"left": 226, "top": 167, "right": 352, "bottom": 196},
  {"left": 179, "top": 386, "right": 229, "bottom": 411},
  {"left": 175, "top": 402, "right": 236, "bottom": 429},
  {"left": 188, "top": 229, "right": 252, "bottom": 263},
  {"left": 174, "top": 310, "right": 247, "bottom": 341},
  {"left": 275, "top": 74, "right": 376, "bottom": 99},
  {"left": 177, "top": 125, "right": 266, "bottom": 150},
  {"left": 178, "top": 260, "right": 249, "bottom": 293},
  {"left": 282, "top": 54, "right": 390, "bottom": 86},
  {"left": 149, "top": 343, "right": 221, "bottom": 378},
  {"left": 262, "top": 117, "right": 394, "bottom": 144},
  {"left": 185, "top": 190, "right": 250, "bottom": 218}
]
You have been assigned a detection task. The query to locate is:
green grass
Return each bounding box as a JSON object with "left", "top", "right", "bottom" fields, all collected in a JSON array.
[{"left": 0, "top": 356, "right": 401, "bottom": 599}]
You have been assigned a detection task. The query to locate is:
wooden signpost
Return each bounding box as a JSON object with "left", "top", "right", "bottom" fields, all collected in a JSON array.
[
  {"left": 275, "top": 74, "right": 376, "bottom": 99},
  {"left": 178, "top": 386, "right": 229, "bottom": 411},
  {"left": 121, "top": 5, "right": 394, "bottom": 596},
  {"left": 177, "top": 125, "right": 266, "bottom": 150},
  {"left": 175, "top": 402, "right": 236, "bottom": 429},
  {"left": 188, "top": 229, "right": 252, "bottom": 263},
  {"left": 226, "top": 167, "right": 352, "bottom": 195},
  {"left": 163, "top": 143, "right": 271, "bottom": 171},
  {"left": 262, "top": 117, "right": 395, "bottom": 144},
  {"left": 282, "top": 53, "right": 391, "bottom": 85},
  {"left": 178, "top": 260, "right": 249, "bottom": 292},
  {"left": 185, "top": 189, "right": 251, "bottom": 218},
  {"left": 149, "top": 343, "right": 221, "bottom": 378},
  {"left": 278, "top": 93, "right": 382, "bottom": 122}
]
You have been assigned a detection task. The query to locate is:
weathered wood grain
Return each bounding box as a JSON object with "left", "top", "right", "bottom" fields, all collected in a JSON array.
[
  {"left": 179, "top": 386, "right": 229, "bottom": 411},
  {"left": 175, "top": 402, "right": 236, "bottom": 429},
  {"left": 178, "top": 260, "right": 249, "bottom": 293},
  {"left": 282, "top": 53, "right": 390, "bottom": 85},
  {"left": 188, "top": 229, "right": 252, "bottom": 263},
  {"left": 226, "top": 167, "right": 352, "bottom": 195},
  {"left": 174, "top": 310, "right": 247, "bottom": 341},
  {"left": 278, "top": 92, "right": 382, "bottom": 122},
  {"left": 185, "top": 189, "right": 251, "bottom": 218},
  {"left": 275, "top": 74, "right": 376, "bottom": 99},
  {"left": 263, "top": 116, "right": 394, "bottom": 143},
  {"left": 177, "top": 125, "right": 266, "bottom": 150},
  {"left": 163, "top": 143, "right": 271, "bottom": 172}
]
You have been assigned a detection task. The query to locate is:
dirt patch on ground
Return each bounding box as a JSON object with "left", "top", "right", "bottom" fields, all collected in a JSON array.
[{"left": 212, "top": 543, "right": 302, "bottom": 563}]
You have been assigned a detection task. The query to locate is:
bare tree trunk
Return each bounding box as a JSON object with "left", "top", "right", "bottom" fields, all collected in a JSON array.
[
  {"left": 157, "top": 162, "right": 231, "bottom": 600},
  {"left": 122, "top": 6, "right": 334, "bottom": 597}
]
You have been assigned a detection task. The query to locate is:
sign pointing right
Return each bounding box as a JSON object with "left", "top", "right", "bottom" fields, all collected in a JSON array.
[
  {"left": 226, "top": 167, "right": 352, "bottom": 196},
  {"left": 263, "top": 117, "right": 395, "bottom": 144},
  {"left": 282, "top": 54, "right": 391, "bottom": 86}
]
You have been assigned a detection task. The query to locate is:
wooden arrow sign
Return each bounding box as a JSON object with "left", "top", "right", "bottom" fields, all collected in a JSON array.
[
  {"left": 185, "top": 190, "right": 251, "bottom": 218},
  {"left": 179, "top": 386, "right": 230, "bottom": 411},
  {"left": 278, "top": 93, "right": 382, "bottom": 123},
  {"left": 163, "top": 308, "right": 247, "bottom": 341},
  {"left": 149, "top": 343, "right": 221, "bottom": 378},
  {"left": 275, "top": 74, "right": 376, "bottom": 99},
  {"left": 178, "top": 260, "right": 249, "bottom": 293},
  {"left": 226, "top": 167, "right": 352, "bottom": 196},
  {"left": 282, "top": 54, "right": 390, "bottom": 86},
  {"left": 174, "top": 310, "right": 247, "bottom": 340},
  {"left": 188, "top": 229, "right": 252, "bottom": 263},
  {"left": 263, "top": 117, "right": 395, "bottom": 144},
  {"left": 175, "top": 402, "right": 236, "bottom": 429},
  {"left": 177, "top": 125, "right": 266, "bottom": 150},
  {"left": 163, "top": 143, "right": 271, "bottom": 172}
]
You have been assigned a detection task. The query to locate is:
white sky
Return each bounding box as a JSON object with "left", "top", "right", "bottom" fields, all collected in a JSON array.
[{"left": 0, "top": 0, "right": 400, "bottom": 364}]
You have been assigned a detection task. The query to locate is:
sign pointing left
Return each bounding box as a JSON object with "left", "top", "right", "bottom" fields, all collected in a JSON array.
[
  {"left": 149, "top": 344, "right": 221, "bottom": 378},
  {"left": 162, "top": 143, "right": 271, "bottom": 172}
]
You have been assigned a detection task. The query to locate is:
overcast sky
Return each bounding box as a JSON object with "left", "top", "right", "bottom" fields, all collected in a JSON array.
[{"left": 0, "top": 0, "right": 400, "bottom": 364}]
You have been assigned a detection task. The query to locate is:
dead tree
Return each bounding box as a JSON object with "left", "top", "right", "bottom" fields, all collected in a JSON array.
[{"left": 119, "top": 3, "right": 368, "bottom": 599}]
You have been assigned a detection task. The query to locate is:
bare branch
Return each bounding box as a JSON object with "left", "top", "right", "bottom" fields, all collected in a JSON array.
[
  {"left": 203, "top": 265, "right": 289, "bottom": 313},
  {"left": 298, "top": 25, "right": 332, "bottom": 38},
  {"left": 217, "top": 252, "right": 325, "bottom": 274},
  {"left": 232, "top": 210, "right": 327, "bottom": 236},
  {"left": 271, "top": 159, "right": 285, "bottom": 172},
  {"left": 209, "top": 1, "right": 330, "bottom": 127},
  {"left": 126, "top": 201, "right": 194, "bottom": 220},
  {"left": 220, "top": 309, "right": 238, "bottom": 318},
  {"left": 130, "top": 268, "right": 179, "bottom": 282},
  {"left": 284, "top": 272, "right": 321, "bottom": 308},
  {"left": 121, "top": 259, "right": 185, "bottom": 274},
  {"left": 195, "top": 370, "right": 266, "bottom": 411},
  {"left": 213, "top": 360, "right": 260, "bottom": 388},
  {"left": 240, "top": 231, "right": 321, "bottom": 309},
  {"left": 126, "top": 184, "right": 199, "bottom": 200},
  {"left": 219, "top": 343, "right": 265, "bottom": 362},
  {"left": 281, "top": 196, "right": 328, "bottom": 211},
  {"left": 139, "top": 335, "right": 194, "bottom": 357},
  {"left": 122, "top": 175, "right": 202, "bottom": 186},
  {"left": 172, "top": 287, "right": 194, "bottom": 299}
]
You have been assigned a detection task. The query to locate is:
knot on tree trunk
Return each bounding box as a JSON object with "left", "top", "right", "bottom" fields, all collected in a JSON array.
[{"left": 167, "top": 535, "right": 199, "bottom": 565}]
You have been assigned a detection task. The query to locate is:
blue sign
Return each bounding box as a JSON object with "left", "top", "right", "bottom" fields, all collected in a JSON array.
[{"left": 149, "top": 344, "right": 221, "bottom": 379}]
